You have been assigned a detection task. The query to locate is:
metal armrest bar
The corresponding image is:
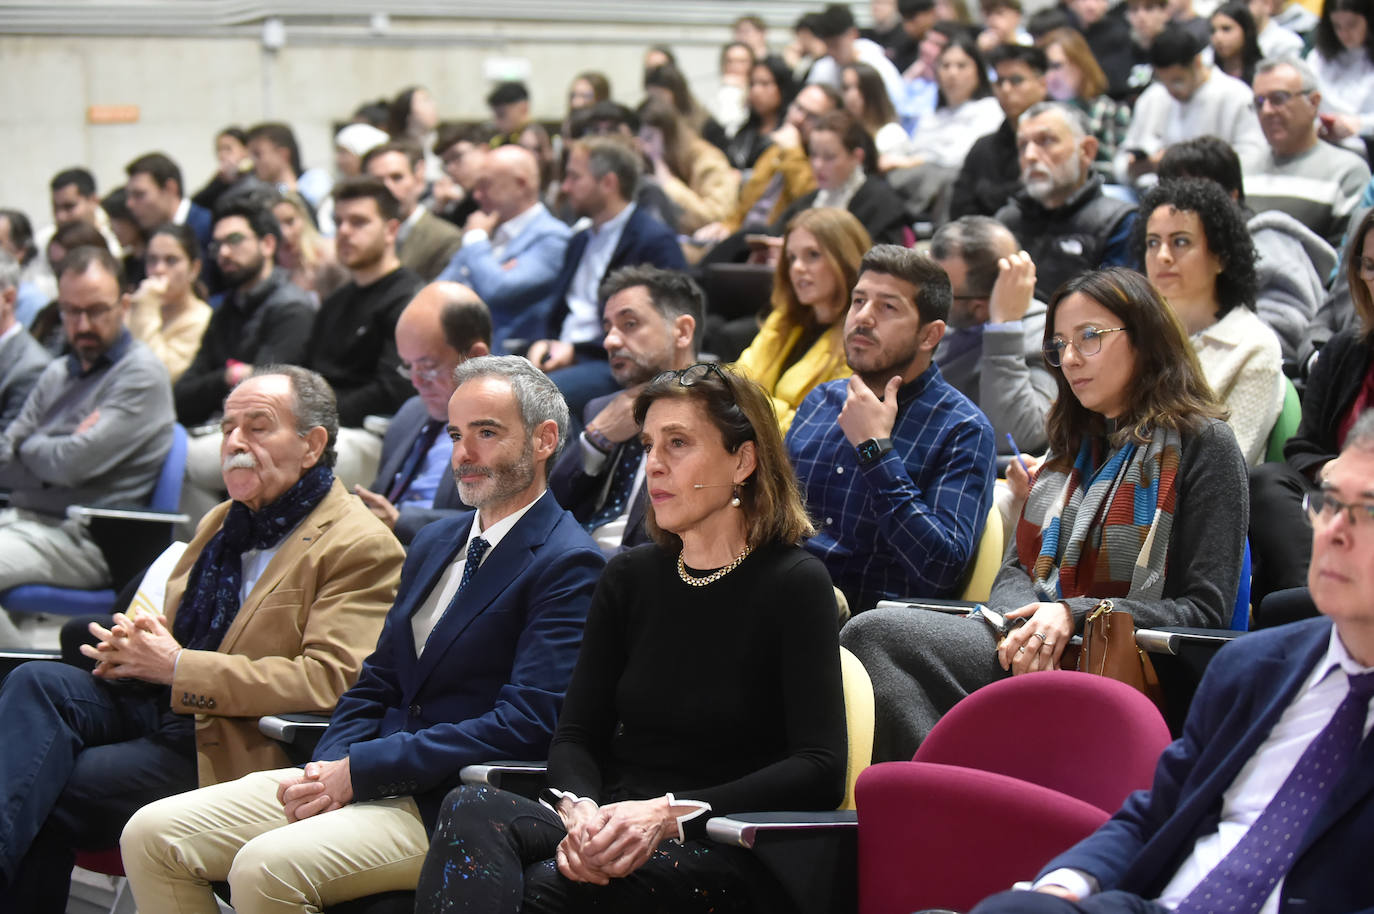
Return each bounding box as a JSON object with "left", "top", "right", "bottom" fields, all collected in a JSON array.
[{"left": 706, "top": 811, "right": 858, "bottom": 849}]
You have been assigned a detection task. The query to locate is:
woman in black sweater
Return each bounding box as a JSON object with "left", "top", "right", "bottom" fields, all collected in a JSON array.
[
  {"left": 1249, "top": 208, "right": 1374, "bottom": 614},
  {"left": 414, "top": 363, "right": 847, "bottom": 914}
]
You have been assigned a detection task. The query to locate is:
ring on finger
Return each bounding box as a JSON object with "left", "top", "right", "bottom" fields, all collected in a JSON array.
[{"left": 1031, "top": 631, "right": 1047, "bottom": 642}]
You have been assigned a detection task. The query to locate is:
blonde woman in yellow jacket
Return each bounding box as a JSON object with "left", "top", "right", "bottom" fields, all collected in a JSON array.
[{"left": 734, "top": 207, "right": 872, "bottom": 432}]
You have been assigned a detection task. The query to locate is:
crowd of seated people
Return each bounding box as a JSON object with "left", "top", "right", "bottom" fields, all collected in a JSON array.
[{"left": 2, "top": 0, "right": 1374, "bottom": 909}]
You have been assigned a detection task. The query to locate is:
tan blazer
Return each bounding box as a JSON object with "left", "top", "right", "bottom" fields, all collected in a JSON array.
[
  {"left": 399, "top": 209, "right": 464, "bottom": 282},
  {"left": 163, "top": 479, "right": 405, "bottom": 786}
]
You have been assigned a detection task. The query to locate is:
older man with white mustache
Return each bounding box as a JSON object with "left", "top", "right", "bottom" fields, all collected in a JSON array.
[
  {"left": 994, "top": 101, "right": 1138, "bottom": 302},
  {"left": 0, "top": 364, "right": 404, "bottom": 910}
]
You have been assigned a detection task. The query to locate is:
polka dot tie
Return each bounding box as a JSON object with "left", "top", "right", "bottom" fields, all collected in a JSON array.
[
  {"left": 583, "top": 440, "right": 643, "bottom": 533},
  {"left": 1175, "top": 669, "right": 1374, "bottom": 914},
  {"left": 456, "top": 536, "right": 491, "bottom": 599}
]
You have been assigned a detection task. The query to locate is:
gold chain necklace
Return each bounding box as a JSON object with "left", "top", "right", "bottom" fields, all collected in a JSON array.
[{"left": 677, "top": 544, "right": 753, "bottom": 587}]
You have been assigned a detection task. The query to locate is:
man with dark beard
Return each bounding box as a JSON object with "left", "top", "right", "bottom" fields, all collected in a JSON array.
[
  {"left": 123, "top": 355, "right": 605, "bottom": 911},
  {"left": 173, "top": 200, "right": 315, "bottom": 427},
  {"left": 786, "top": 245, "right": 996, "bottom": 613},
  {"left": 549, "top": 266, "right": 703, "bottom": 555}
]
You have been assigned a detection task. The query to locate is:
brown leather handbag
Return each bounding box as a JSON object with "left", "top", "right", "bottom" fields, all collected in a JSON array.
[{"left": 1069, "top": 599, "right": 1165, "bottom": 710}]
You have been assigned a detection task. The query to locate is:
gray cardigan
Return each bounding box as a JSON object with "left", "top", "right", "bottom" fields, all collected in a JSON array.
[
  {"left": 0, "top": 325, "right": 52, "bottom": 433},
  {"left": 938, "top": 301, "right": 1055, "bottom": 455},
  {"left": 0, "top": 331, "right": 173, "bottom": 516},
  {"left": 989, "top": 417, "right": 1248, "bottom": 631}
]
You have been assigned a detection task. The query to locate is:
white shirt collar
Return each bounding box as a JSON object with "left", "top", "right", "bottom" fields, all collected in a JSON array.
[
  {"left": 591, "top": 201, "right": 635, "bottom": 240},
  {"left": 494, "top": 201, "right": 545, "bottom": 246},
  {"left": 1321, "top": 624, "right": 1374, "bottom": 685},
  {"left": 461, "top": 488, "right": 548, "bottom": 560},
  {"left": 173, "top": 196, "right": 192, "bottom": 226},
  {"left": 0, "top": 322, "right": 21, "bottom": 346}
]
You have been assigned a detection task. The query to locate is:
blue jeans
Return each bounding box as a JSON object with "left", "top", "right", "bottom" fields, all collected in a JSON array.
[{"left": 0, "top": 661, "right": 196, "bottom": 912}]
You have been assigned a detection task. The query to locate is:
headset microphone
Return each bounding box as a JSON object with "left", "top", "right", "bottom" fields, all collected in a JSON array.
[{"left": 692, "top": 483, "right": 735, "bottom": 489}]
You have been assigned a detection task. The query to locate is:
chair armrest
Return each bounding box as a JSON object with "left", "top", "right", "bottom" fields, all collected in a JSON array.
[
  {"left": 66, "top": 506, "right": 190, "bottom": 525},
  {"left": 706, "top": 810, "right": 857, "bottom": 849},
  {"left": 258, "top": 712, "right": 332, "bottom": 743},
  {"left": 460, "top": 761, "right": 549, "bottom": 799},
  {"left": 1136, "top": 627, "right": 1244, "bottom": 655}
]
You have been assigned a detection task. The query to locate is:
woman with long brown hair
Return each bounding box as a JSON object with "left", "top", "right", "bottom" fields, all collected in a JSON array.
[
  {"left": 638, "top": 98, "right": 740, "bottom": 235},
  {"left": 735, "top": 207, "right": 871, "bottom": 432},
  {"left": 843, "top": 267, "right": 1249, "bottom": 761}
]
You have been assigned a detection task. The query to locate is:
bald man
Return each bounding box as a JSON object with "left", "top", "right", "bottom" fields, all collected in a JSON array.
[
  {"left": 437, "top": 145, "right": 572, "bottom": 353},
  {"left": 354, "top": 282, "right": 493, "bottom": 544}
]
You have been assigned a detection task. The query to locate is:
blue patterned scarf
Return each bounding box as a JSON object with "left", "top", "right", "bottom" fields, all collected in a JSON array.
[
  {"left": 1016, "top": 427, "right": 1181, "bottom": 603},
  {"left": 173, "top": 464, "right": 335, "bottom": 651}
]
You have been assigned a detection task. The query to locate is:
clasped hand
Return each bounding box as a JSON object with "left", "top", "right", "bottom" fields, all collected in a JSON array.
[
  {"left": 555, "top": 796, "right": 674, "bottom": 884},
  {"left": 276, "top": 758, "right": 354, "bottom": 822},
  {"left": 80, "top": 611, "right": 182, "bottom": 684}
]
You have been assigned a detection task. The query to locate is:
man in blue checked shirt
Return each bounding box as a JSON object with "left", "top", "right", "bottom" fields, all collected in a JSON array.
[{"left": 786, "top": 244, "right": 995, "bottom": 614}]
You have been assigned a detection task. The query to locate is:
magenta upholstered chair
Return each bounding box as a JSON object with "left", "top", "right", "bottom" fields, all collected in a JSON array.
[{"left": 855, "top": 670, "right": 1173, "bottom": 914}]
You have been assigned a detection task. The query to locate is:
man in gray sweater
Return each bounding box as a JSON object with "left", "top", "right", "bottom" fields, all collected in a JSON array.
[
  {"left": 0, "top": 250, "right": 52, "bottom": 435},
  {"left": 0, "top": 246, "right": 173, "bottom": 643}
]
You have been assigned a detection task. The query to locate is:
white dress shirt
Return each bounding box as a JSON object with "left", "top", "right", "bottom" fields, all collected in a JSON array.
[
  {"left": 409, "top": 490, "right": 546, "bottom": 653},
  {"left": 558, "top": 203, "right": 635, "bottom": 345}
]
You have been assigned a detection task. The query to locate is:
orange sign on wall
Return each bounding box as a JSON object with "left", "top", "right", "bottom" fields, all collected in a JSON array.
[{"left": 87, "top": 105, "right": 140, "bottom": 125}]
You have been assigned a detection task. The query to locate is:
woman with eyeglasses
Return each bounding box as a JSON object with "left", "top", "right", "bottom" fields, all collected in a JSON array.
[
  {"left": 735, "top": 207, "right": 871, "bottom": 433},
  {"left": 1134, "top": 178, "right": 1285, "bottom": 465},
  {"left": 127, "top": 223, "right": 211, "bottom": 383},
  {"left": 1249, "top": 207, "right": 1374, "bottom": 615},
  {"left": 414, "top": 363, "right": 846, "bottom": 914},
  {"left": 1037, "top": 28, "right": 1132, "bottom": 172},
  {"left": 842, "top": 267, "right": 1247, "bottom": 761}
]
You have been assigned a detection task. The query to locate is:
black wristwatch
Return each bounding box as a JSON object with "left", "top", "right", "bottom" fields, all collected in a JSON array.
[{"left": 856, "top": 437, "right": 893, "bottom": 466}]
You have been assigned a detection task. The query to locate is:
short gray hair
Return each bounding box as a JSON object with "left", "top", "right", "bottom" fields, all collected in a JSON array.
[
  {"left": 0, "top": 249, "right": 18, "bottom": 292},
  {"left": 1345, "top": 409, "right": 1374, "bottom": 452},
  {"left": 1255, "top": 55, "right": 1319, "bottom": 92},
  {"left": 250, "top": 364, "right": 340, "bottom": 468},
  {"left": 929, "top": 216, "right": 1018, "bottom": 300},
  {"left": 452, "top": 355, "right": 571, "bottom": 463},
  {"left": 1019, "top": 100, "right": 1091, "bottom": 140}
]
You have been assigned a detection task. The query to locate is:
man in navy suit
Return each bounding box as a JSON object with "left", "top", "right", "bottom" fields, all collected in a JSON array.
[
  {"left": 122, "top": 355, "right": 606, "bottom": 911},
  {"left": 549, "top": 264, "right": 702, "bottom": 556},
  {"left": 437, "top": 144, "right": 572, "bottom": 353},
  {"left": 355, "top": 281, "right": 492, "bottom": 544},
  {"left": 525, "top": 136, "right": 686, "bottom": 421},
  {"left": 123, "top": 152, "right": 216, "bottom": 290},
  {"left": 971, "top": 410, "right": 1374, "bottom": 913}
]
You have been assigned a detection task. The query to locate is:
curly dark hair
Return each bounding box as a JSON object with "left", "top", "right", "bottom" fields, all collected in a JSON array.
[{"left": 1131, "top": 177, "right": 1257, "bottom": 320}]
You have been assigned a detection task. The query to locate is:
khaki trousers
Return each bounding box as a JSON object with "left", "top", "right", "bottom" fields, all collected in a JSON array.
[{"left": 120, "top": 768, "right": 429, "bottom": 914}]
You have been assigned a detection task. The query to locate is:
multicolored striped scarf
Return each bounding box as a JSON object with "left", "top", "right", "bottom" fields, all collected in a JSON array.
[{"left": 1016, "top": 427, "right": 1181, "bottom": 602}]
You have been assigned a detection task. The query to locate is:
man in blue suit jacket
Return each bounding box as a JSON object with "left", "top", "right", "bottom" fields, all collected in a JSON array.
[
  {"left": 549, "top": 265, "right": 703, "bottom": 556},
  {"left": 122, "top": 355, "right": 606, "bottom": 911},
  {"left": 972, "top": 414, "right": 1374, "bottom": 914},
  {"left": 437, "top": 145, "right": 572, "bottom": 354},
  {"left": 355, "top": 282, "right": 492, "bottom": 544},
  {"left": 525, "top": 136, "right": 686, "bottom": 422},
  {"left": 123, "top": 152, "right": 218, "bottom": 290}
]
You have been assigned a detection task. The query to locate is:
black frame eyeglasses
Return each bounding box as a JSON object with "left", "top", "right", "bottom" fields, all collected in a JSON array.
[
  {"left": 653, "top": 362, "right": 736, "bottom": 395},
  {"left": 1303, "top": 490, "right": 1374, "bottom": 529}
]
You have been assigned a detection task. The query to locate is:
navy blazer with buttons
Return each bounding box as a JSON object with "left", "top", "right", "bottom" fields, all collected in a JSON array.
[
  {"left": 312, "top": 491, "right": 605, "bottom": 830},
  {"left": 370, "top": 396, "right": 468, "bottom": 545},
  {"left": 543, "top": 204, "right": 686, "bottom": 342},
  {"left": 1042, "top": 617, "right": 1374, "bottom": 913}
]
